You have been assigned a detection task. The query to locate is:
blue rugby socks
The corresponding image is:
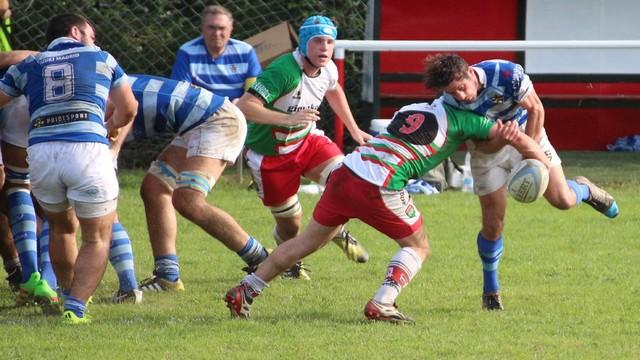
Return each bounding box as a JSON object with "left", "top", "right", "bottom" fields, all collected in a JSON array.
[
  {"left": 477, "top": 233, "right": 503, "bottom": 293},
  {"left": 38, "top": 219, "right": 57, "bottom": 289},
  {"left": 237, "top": 236, "right": 269, "bottom": 267},
  {"left": 64, "top": 295, "right": 88, "bottom": 318},
  {"left": 7, "top": 188, "right": 38, "bottom": 283},
  {"left": 567, "top": 180, "right": 590, "bottom": 205},
  {"left": 154, "top": 254, "right": 180, "bottom": 282},
  {"left": 109, "top": 222, "right": 139, "bottom": 292}
]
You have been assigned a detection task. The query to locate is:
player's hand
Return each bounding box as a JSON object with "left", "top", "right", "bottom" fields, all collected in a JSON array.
[
  {"left": 106, "top": 118, "right": 120, "bottom": 142},
  {"left": 284, "top": 109, "right": 320, "bottom": 127},
  {"left": 107, "top": 126, "right": 120, "bottom": 143},
  {"left": 495, "top": 120, "right": 519, "bottom": 144},
  {"left": 351, "top": 128, "right": 373, "bottom": 145}
]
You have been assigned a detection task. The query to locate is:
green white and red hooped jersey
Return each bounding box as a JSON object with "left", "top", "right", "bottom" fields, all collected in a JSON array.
[
  {"left": 344, "top": 99, "right": 495, "bottom": 190},
  {"left": 245, "top": 50, "right": 338, "bottom": 156}
]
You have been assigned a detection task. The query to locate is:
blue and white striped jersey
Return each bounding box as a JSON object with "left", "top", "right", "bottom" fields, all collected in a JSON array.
[
  {"left": 0, "top": 37, "right": 128, "bottom": 146},
  {"left": 128, "top": 74, "right": 226, "bottom": 140},
  {"left": 170, "top": 37, "right": 261, "bottom": 100},
  {"left": 443, "top": 60, "right": 532, "bottom": 125}
]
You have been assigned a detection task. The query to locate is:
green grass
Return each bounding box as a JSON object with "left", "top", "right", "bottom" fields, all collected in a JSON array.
[{"left": 1, "top": 152, "right": 639, "bottom": 359}]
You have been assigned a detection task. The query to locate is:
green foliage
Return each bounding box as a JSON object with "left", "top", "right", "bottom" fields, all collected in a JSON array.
[
  {"left": 10, "top": 0, "right": 369, "bottom": 165},
  {"left": 0, "top": 152, "right": 639, "bottom": 358},
  {"left": 11, "top": 1, "right": 366, "bottom": 78}
]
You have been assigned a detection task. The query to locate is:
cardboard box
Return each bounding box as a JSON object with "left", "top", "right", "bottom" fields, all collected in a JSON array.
[{"left": 244, "top": 21, "right": 298, "bottom": 68}]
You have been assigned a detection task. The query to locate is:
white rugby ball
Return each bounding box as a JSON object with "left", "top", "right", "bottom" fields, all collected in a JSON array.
[{"left": 507, "top": 159, "right": 549, "bottom": 203}]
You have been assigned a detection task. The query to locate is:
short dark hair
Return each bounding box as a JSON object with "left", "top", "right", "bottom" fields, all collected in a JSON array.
[
  {"left": 423, "top": 53, "right": 469, "bottom": 90},
  {"left": 45, "top": 13, "right": 94, "bottom": 44}
]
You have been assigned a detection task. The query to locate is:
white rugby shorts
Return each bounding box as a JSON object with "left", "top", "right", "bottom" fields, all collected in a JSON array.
[
  {"left": 169, "top": 99, "right": 246, "bottom": 164},
  {"left": 27, "top": 141, "right": 119, "bottom": 205},
  {"left": 470, "top": 128, "right": 561, "bottom": 196}
]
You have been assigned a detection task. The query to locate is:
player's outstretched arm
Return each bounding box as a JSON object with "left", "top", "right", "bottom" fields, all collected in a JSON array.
[
  {"left": 0, "top": 50, "right": 38, "bottom": 68},
  {"left": 325, "top": 84, "right": 372, "bottom": 145},
  {"left": 489, "top": 121, "right": 549, "bottom": 168},
  {"left": 519, "top": 88, "right": 545, "bottom": 142},
  {"left": 236, "top": 92, "right": 319, "bottom": 127}
]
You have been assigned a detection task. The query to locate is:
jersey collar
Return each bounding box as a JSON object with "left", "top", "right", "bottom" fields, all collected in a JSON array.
[
  {"left": 471, "top": 66, "right": 487, "bottom": 89},
  {"left": 47, "top": 37, "right": 94, "bottom": 51}
]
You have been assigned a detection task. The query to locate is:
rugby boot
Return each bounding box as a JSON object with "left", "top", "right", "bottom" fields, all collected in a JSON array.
[
  {"left": 482, "top": 292, "right": 504, "bottom": 311},
  {"left": 15, "top": 272, "right": 40, "bottom": 306},
  {"left": 112, "top": 288, "right": 143, "bottom": 304},
  {"left": 224, "top": 283, "right": 256, "bottom": 319},
  {"left": 364, "top": 299, "right": 414, "bottom": 324},
  {"left": 281, "top": 261, "right": 311, "bottom": 280},
  {"left": 139, "top": 272, "right": 185, "bottom": 292},
  {"left": 332, "top": 228, "right": 369, "bottom": 263},
  {"left": 575, "top": 176, "right": 619, "bottom": 218}
]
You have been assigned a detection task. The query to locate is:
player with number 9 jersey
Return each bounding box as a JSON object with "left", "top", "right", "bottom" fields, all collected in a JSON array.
[{"left": 224, "top": 98, "right": 549, "bottom": 323}]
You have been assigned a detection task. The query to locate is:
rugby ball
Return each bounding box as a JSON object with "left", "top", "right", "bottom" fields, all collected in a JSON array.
[{"left": 507, "top": 159, "right": 549, "bottom": 203}]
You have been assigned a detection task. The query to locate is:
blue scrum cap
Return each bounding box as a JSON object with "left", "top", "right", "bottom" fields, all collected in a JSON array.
[{"left": 298, "top": 15, "right": 337, "bottom": 56}]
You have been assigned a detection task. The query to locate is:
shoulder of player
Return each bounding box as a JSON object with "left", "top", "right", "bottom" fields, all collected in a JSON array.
[
  {"left": 94, "top": 49, "right": 124, "bottom": 68},
  {"left": 181, "top": 36, "right": 204, "bottom": 48},
  {"left": 177, "top": 37, "right": 206, "bottom": 55},
  {"left": 323, "top": 60, "right": 338, "bottom": 79},
  {"left": 227, "top": 38, "right": 257, "bottom": 53},
  {"left": 260, "top": 53, "right": 298, "bottom": 76},
  {"left": 441, "top": 102, "right": 485, "bottom": 122}
]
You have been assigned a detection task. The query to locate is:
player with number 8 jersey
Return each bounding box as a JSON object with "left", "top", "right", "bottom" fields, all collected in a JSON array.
[{"left": 0, "top": 13, "right": 138, "bottom": 324}]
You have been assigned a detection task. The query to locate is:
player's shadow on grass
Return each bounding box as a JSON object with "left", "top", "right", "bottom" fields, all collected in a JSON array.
[{"left": 246, "top": 309, "right": 374, "bottom": 325}]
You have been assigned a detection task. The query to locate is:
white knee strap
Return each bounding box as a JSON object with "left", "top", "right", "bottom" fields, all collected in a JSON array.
[
  {"left": 317, "top": 157, "right": 343, "bottom": 185},
  {"left": 148, "top": 160, "right": 178, "bottom": 190},
  {"left": 176, "top": 170, "right": 215, "bottom": 195},
  {"left": 269, "top": 195, "right": 302, "bottom": 218}
]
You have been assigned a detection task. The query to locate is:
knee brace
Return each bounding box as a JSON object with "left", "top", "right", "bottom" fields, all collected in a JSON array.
[
  {"left": 176, "top": 170, "right": 215, "bottom": 195},
  {"left": 147, "top": 160, "right": 178, "bottom": 190},
  {"left": 5, "top": 165, "right": 30, "bottom": 185},
  {"left": 317, "top": 157, "right": 343, "bottom": 185},
  {"left": 269, "top": 195, "right": 302, "bottom": 218}
]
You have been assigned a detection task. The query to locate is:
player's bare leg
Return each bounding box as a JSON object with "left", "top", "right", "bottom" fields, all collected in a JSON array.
[
  {"left": 225, "top": 220, "right": 339, "bottom": 318},
  {"left": 70, "top": 212, "right": 115, "bottom": 301},
  {"left": 272, "top": 211, "right": 310, "bottom": 279},
  {"left": 305, "top": 156, "right": 369, "bottom": 263},
  {"left": 543, "top": 164, "right": 577, "bottom": 209},
  {"left": 46, "top": 208, "right": 79, "bottom": 292},
  {"left": 171, "top": 156, "right": 251, "bottom": 252},
  {"left": 477, "top": 189, "right": 507, "bottom": 310},
  {"left": 0, "top": 213, "right": 20, "bottom": 291}
]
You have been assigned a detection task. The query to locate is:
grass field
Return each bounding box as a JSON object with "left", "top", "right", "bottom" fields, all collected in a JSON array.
[{"left": 0, "top": 152, "right": 638, "bottom": 359}]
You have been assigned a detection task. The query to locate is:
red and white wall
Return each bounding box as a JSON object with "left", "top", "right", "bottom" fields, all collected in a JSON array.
[{"left": 374, "top": 0, "right": 640, "bottom": 150}]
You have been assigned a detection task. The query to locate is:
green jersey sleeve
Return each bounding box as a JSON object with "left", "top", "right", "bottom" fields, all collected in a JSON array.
[
  {"left": 443, "top": 103, "right": 494, "bottom": 140},
  {"left": 247, "top": 53, "right": 300, "bottom": 105}
]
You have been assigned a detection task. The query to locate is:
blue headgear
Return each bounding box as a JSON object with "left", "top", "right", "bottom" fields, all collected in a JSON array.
[{"left": 298, "top": 15, "right": 337, "bottom": 56}]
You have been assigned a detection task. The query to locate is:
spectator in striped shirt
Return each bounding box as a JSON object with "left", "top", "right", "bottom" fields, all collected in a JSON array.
[{"left": 170, "top": 5, "right": 261, "bottom": 102}]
